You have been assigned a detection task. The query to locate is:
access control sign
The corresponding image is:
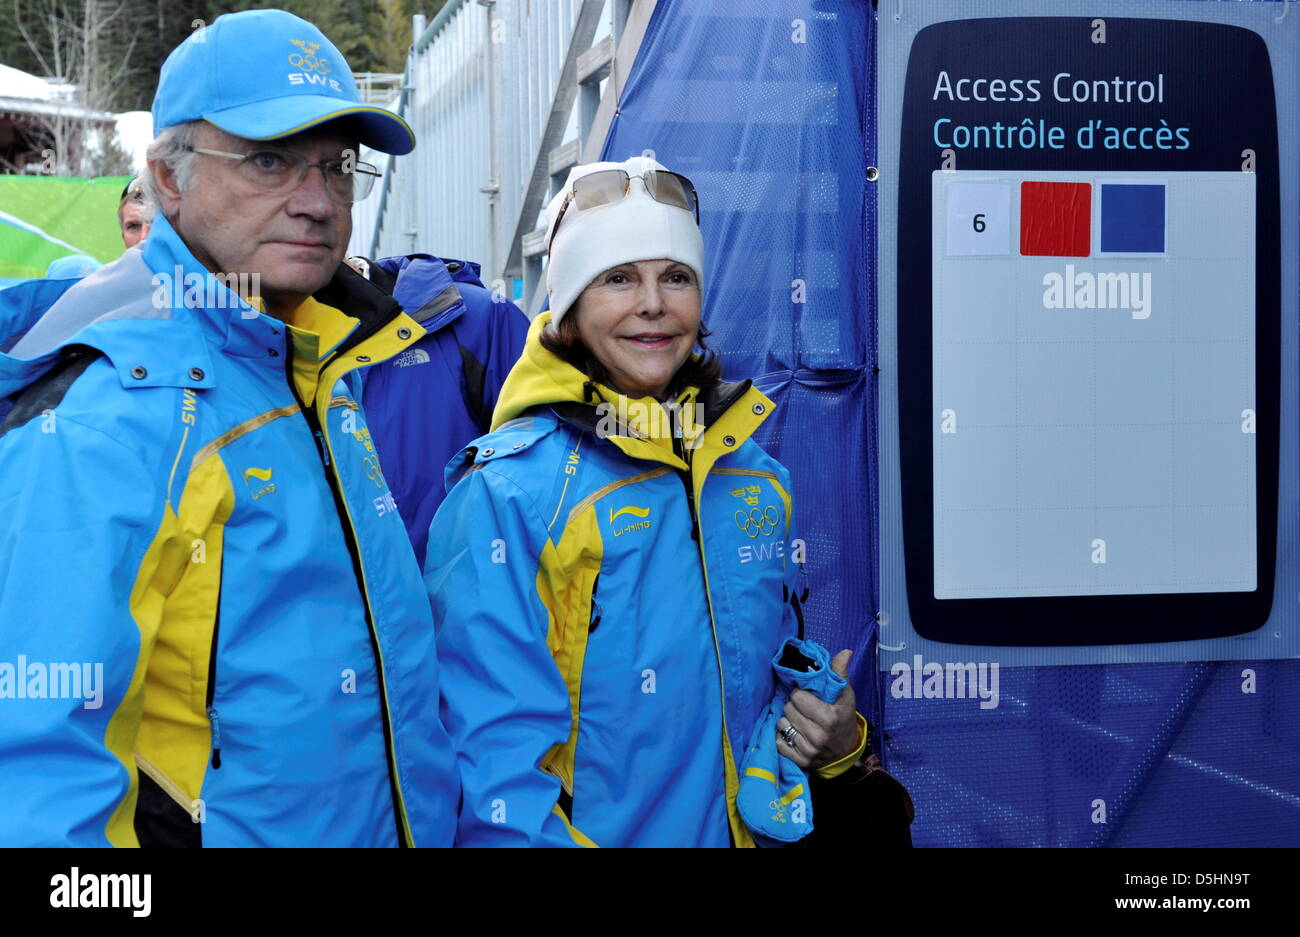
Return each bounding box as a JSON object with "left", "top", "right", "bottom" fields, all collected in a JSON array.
[{"left": 877, "top": 2, "right": 1299, "bottom": 664}]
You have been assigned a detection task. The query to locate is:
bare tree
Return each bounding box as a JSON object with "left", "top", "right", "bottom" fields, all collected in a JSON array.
[
  {"left": 11, "top": 0, "right": 140, "bottom": 175},
  {"left": 11, "top": 0, "right": 79, "bottom": 172},
  {"left": 13, "top": 0, "right": 79, "bottom": 81}
]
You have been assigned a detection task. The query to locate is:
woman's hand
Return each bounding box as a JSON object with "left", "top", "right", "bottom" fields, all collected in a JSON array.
[{"left": 776, "top": 649, "right": 861, "bottom": 770}]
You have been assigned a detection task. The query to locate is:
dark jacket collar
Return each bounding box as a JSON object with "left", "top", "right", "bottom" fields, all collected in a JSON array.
[{"left": 312, "top": 262, "right": 408, "bottom": 357}]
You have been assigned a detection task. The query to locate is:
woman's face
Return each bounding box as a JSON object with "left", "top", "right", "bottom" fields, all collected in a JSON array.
[{"left": 572, "top": 259, "right": 701, "bottom": 400}]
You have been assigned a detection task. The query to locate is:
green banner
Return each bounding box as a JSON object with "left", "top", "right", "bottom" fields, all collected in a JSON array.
[{"left": 0, "top": 175, "right": 132, "bottom": 279}]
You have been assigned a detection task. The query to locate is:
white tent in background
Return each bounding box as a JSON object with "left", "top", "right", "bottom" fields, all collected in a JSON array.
[{"left": 112, "top": 111, "right": 152, "bottom": 173}]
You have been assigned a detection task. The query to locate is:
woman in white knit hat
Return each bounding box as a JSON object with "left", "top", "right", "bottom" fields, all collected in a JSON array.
[{"left": 426, "top": 156, "right": 866, "bottom": 847}]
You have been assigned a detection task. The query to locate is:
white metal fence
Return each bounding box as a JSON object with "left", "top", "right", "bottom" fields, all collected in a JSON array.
[{"left": 350, "top": 0, "right": 655, "bottom": 313}]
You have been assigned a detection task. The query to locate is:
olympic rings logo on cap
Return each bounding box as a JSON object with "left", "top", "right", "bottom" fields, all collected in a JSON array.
[{"left": 288, "top": 39, "right": 333, "bottom": 75}]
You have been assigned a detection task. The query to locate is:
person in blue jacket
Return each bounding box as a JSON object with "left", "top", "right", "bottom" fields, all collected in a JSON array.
[
  {"left": 354, "top": 253, "right": 529, "bottom": 569},
  {"left": 45, "top": 254, "right": 102, "bottom": 279},
  {"left": 0, "top": 10, "right": 458, "bottom": 847},
  {"left": 425, "top": 156, "right": 870, "bottom": 847}
]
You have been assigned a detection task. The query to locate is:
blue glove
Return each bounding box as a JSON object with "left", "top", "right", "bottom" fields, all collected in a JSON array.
[{"left": 738, "top": 637, "right": 847, "bottom": 845}]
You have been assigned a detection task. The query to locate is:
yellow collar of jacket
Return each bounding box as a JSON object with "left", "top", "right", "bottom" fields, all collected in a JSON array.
[
  {"left": 491, "top": 310, "right": 772, "bottom": 474},
  {"left": 248, "top": 294, "right": 361, "bottom": 405}
]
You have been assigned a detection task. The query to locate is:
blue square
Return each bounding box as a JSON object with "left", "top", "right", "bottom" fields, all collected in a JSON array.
[{"left": 1100, "top": 183, "right": 1166, "bottom": 253}]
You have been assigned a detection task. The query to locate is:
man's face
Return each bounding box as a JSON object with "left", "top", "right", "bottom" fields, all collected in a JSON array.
[
  {"left": 119, "top": 200, "right": 150, "bottom": 248},
  {"left": 162, "top": 122, "right": 355, "bottom": 315}
]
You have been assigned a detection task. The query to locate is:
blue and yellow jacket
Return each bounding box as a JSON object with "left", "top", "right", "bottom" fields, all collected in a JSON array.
[
  {"left": 0, "top": 215, "right": 458, "bottom": 847},
  {"left": 427, "top": 311, "right": 865, "bottom": 848}
]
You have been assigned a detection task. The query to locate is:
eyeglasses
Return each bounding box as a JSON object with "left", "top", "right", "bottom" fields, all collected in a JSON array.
[
  {"left": 184, "top": 145, "right": 382, "bottom": 203},
  {"left": 548, "top": 169, "right": 700, "bottom": 254}
]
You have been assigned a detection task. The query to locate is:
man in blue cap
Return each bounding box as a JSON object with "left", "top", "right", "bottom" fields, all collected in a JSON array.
[{"left": 0, "top": 9, "right": 458, "bottom": 847}]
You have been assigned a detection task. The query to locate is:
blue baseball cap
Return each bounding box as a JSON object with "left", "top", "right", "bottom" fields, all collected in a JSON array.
[{"left": 152, "top": 9, "right": 414, "bottom": 155}]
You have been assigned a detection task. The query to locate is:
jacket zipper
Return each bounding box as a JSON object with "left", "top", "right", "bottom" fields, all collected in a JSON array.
[
  {"left": 207, "top": 706, "right": 222, "bottom": 769},
  {"left": 206, "top": 556, "right": 223, "bottom": 769},
  {"left": 680, "top": 404, "right": 754, "bottom": 846},
  {"left": 683, "top": 469, "right": 746, "bottom": 845},
  {"left": 587, "top": 573, "right": 602, "bottom": 633},
  {"left": 674, "top": 436, "right": 700, "bottom": 541},
  {"left": 676, "top": 471, "right": 698, "bottom": 540},
  {"left": 288, "top": 351, "right": 410, "bottom": 848}
]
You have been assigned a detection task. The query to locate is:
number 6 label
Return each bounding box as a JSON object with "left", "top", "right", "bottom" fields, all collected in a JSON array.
[{"left": 945, "top": 180, "right": 1010, "bottom": 256}]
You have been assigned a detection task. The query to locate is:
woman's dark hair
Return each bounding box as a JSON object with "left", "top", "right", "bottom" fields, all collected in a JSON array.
[{"left": 539, "top": 301, "right": 724, "bottom": 398}]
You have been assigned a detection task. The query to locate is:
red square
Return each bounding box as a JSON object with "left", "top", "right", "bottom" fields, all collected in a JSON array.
[{"left": 1019, "top": 181, "right": 1091, "bottom": 257}]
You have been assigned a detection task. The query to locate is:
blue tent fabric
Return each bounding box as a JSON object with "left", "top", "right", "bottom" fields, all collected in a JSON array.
[
  {"left": 601, "top": 0, "right": 879, "bottom": 715},
  {"left": 602, "top": 0, "right": 1300, "bottom": 846}
]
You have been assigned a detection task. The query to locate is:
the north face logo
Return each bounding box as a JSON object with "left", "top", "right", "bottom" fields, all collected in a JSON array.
[{"left": 393, "top": 348, "right": 430, "bottom": 368}]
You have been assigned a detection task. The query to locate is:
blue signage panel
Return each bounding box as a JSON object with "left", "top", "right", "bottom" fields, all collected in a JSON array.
[{"left": 878, "top": 2, "right": 1299, "bottom": 663}]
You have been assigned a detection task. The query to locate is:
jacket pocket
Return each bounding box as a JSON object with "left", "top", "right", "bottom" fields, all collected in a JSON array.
[
  {"left": 134, "top": 755, "right": 201, "bottom": 847},
  {"left": 541, "top": 557, "right": 601, "bottom": 811}
]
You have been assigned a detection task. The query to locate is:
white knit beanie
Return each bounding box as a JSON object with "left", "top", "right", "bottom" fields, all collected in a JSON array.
[{"left": 544, "top": 155, "right": 704, "bottom": 328}]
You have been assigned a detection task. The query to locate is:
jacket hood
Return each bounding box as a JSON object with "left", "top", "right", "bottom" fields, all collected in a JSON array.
[
  {"left": 369, "top": 254, "right": 484, "bottom": 334},
  {"left": 0, "top": 230, "right": 223, "bottom": 403},
  {"left": 0, "top": 275, "right": 79, "bottom": 356},
  {"left": 1, "top": 214, "right": 395, "bottom": 405},
  {"left": 0, "top": 275, "right": 81, "bottom": 402}
]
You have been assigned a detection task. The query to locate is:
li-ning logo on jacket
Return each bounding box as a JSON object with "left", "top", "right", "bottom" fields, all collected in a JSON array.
[
  {"left": 243, "top": 466, "right": 276, "bottom": 500},
  {"left": 393, "top": 348, "right": 430, "bottom": 368},
  {"left": 287, "top": 39, "right": 342, "bottom": 92},
  {"left": 609, "top": 504, "right": 651, "bottom": 537}
]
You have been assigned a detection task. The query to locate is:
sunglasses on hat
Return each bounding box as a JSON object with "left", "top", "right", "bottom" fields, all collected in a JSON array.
[
  {"left": 120, "top": 177, "right": 145, "bottom": 203},
  {"left": 548, "top": 169, "right": 700, "bottom": 254}
]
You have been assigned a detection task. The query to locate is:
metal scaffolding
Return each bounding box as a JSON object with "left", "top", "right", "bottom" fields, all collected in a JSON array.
[{"left": 352, "top": 0, "right": 657, "bottom": 314}]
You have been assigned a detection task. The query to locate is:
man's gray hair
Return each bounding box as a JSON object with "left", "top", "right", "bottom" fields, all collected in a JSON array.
[{"left": 142, "top": 120, "right": 201, "bottom": 208}]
